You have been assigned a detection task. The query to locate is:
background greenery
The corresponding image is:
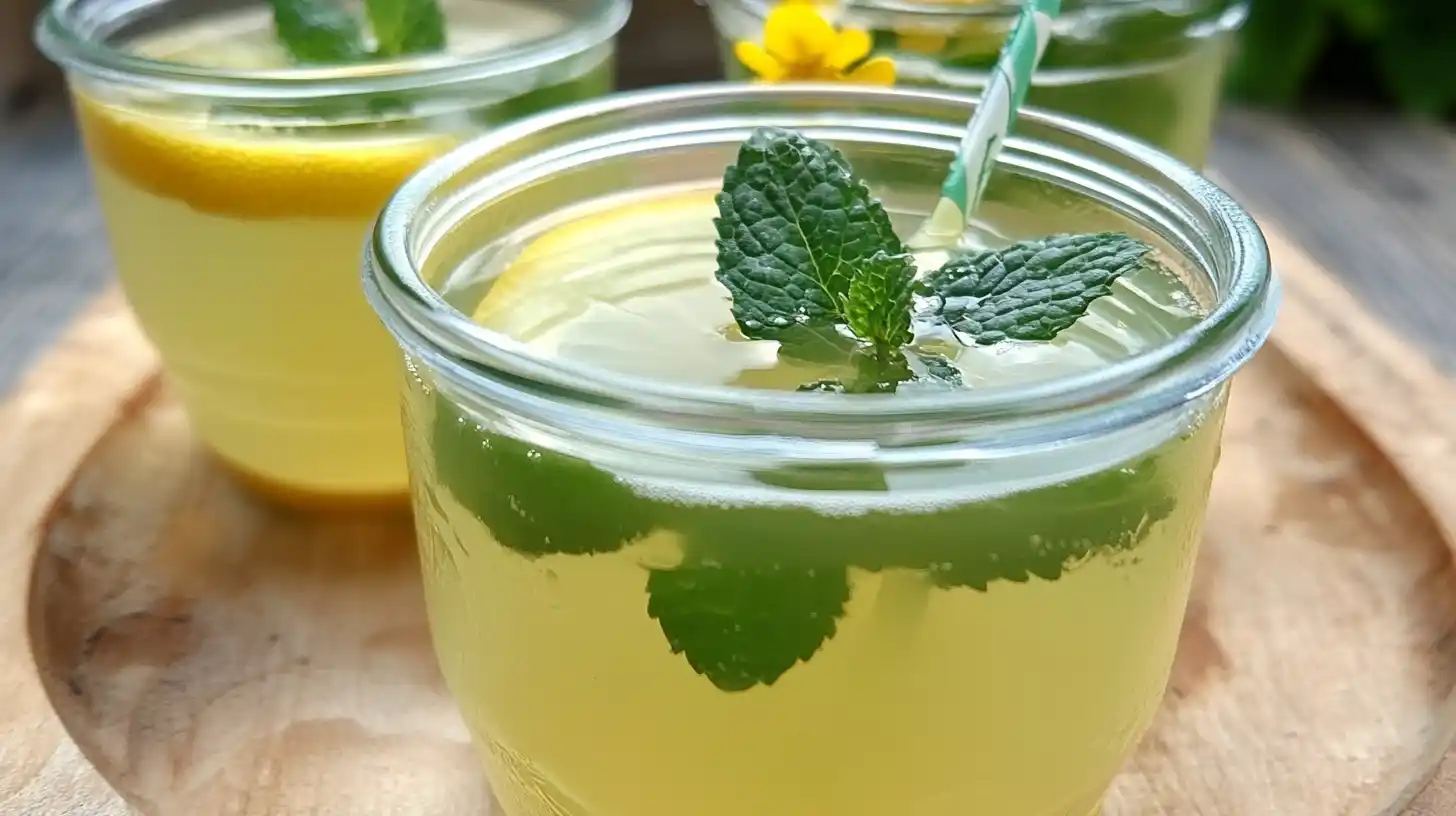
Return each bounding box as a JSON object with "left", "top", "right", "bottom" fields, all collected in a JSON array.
[{"left": 1227, "top": 0, "right": 1456, "bottom": 117}]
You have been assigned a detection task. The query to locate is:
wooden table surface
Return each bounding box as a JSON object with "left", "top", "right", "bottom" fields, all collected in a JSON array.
[{"left": 3, "top": 64, "right": 1456, "bottom": 816}]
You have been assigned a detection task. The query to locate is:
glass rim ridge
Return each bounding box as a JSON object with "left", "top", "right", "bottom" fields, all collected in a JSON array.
[
  {"left": 366, "top": 82, "right": 1280, "bottom": 442},
  {"left": 35, "top": 0, "right": 631, "bottom": 99}
]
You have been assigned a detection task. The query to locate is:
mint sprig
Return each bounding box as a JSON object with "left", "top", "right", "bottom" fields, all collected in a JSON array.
[
  {"left": 266, "top": 0, "right": 446, "bottom": 65},
  {"left": 366, "top": 0, "right": 447, "bottom": 57},
  {"left": 266, "top": 0, "right": 370, "bottom": 63},
  {"left": 924, "top": 233, "right": 1154, "bottom": 345},
  {"left": 432, "top": 396, "right": 651, "bottom": 557},
  {"left": 714, "top": 128, "right": 1156, "bottom": 392},
  {"left": 714, "top": 128, "right": 912, "bottom": 340}
]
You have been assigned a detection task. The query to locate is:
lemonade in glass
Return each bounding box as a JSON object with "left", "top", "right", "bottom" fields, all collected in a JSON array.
[
  {"left": 365, "top": 84, "right": 1278, "bottom": 815},
  {"left": 709, "top": 0, "right": 1248, "bottom": 166},
  {"left": 36, "top": 0, "right": 628, "bottom": 503}
]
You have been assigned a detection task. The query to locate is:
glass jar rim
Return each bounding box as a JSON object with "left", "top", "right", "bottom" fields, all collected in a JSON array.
[
  {"left": 35, "top": 0, "right": 630, "bottom": 100},
  {"left": 365, "top": 82, "right": 1279, "bottom": 441},
  {"left": 711, "top": 0, "right": 1244, "bottom": 24}
]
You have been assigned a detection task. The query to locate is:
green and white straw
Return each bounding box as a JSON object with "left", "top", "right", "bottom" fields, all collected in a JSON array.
[{"left": 906, "top": 0, "right": 1062, "bottom": 250}]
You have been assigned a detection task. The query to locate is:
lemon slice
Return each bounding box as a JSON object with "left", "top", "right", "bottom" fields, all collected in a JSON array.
[
  {"left": 75, "top": 95, "right": 451, "bottom": 221},
  {"left": 471, "top": 189, "right": 781, "bottom": 385}
]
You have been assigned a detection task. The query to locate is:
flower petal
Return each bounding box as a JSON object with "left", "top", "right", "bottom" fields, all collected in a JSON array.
[
  {"left": 764, "top": 4, "right": 837, "bottom": 64},
  {"left": 845, "top": 56, "right": 897, "bottom": 85},
  {"left": 825, "top": 28, "right": 872, "bottom": 71},
  {"left": 735, "top": 41, "right": 786, "bottom": 81}
]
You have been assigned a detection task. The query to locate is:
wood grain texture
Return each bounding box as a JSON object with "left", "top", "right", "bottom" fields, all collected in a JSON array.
[
  {"left": 0, "top": 292, "right": 144, "bottom": 816},
  {"left": 1211, "top": 107, "right": 1456, "bottom": 376},
  {"left": 3, "top": 225, "right": 1456, "bottom": 815}
]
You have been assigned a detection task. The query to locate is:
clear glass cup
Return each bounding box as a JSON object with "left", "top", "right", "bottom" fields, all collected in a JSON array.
[
  {"left": 35, "top": 0, "right": 629, "bottom": 505},
  {"left": 707, "top": 0, "right": 1248, "bottom": 167},
  {"left": 364, "top": 83, "right": 1278, "bottom": 815}
]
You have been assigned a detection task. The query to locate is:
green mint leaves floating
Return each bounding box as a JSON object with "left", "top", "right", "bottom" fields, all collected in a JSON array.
[
  {"left": 924, "top": 233, "right": 1155, "bottom": 345},
  {"left": 714, "top": 128, "right": 925, "bottom": 393},
  {"left": 365, "top": 0, "right": 446, "bottom": 57},
  {"left": 267, "top": 0, "right": 445, "bottom": 65},
  {"left": 266, "top": 0, "right": 370, "bottom": 63},
  {"left": 713, "top": 128, "right": 910, "bottom": 339},
  {"left": 431, "top": 127, "right": 1183, "bottom": 694},
  {"left": 713, "top": 128, "right": 1155, "bottom": 392}
]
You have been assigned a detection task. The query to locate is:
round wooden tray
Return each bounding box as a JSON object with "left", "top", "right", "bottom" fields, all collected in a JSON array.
[{"left": 4, "top": 224, "right": 1456, "bottom": 815}]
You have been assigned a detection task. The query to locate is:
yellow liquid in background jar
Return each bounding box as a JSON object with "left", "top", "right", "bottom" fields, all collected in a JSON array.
[
  {"left": 75, "top": 3, "right": 609, "bottom": 503},
  {"left": 407, "top": 188, "right": 1228, "bottom": 815}
]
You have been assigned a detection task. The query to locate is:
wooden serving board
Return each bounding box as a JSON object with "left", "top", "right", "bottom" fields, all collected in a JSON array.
[{"left": 2, "top": 222, "right": 1456, "bottom": 815}]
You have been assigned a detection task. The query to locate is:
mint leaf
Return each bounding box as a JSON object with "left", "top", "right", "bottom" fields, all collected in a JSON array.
[
  {"left": 823, "top": 451, "right": 1176, "bottom": 590},
  {"left": 266, "top": 0, "right": 369, "bottom": 63},
  {"left": 366, "top": 0, "right": 446, "bottom": 57},
  {"left": 794, "top": 347, "right": 910, "bottom": 394},
  {"left": 845, "top": 249, "right": 917, "bottom": 351},
  {"left": 923, "top": 455, "right": 1176, "bottom": 590},
  {"left": 774, "top": 321, "right": 860, "bottom": 366},
  {"left": 432, "top": 396, "right": 654, "bottom": 557},
  {"left": 925, "top": 232, "right": 1153, "bottom": 345},
  {"left": 646, "top": 561, "right": 851, "bottom": 692},
  {"left": 713, "top": 127, "right": 906, "bottom": 341}
]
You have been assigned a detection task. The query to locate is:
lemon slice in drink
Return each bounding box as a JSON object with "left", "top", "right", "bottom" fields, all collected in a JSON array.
[{"left": 471, "top": 189, "right": 781, "bottom": 385}]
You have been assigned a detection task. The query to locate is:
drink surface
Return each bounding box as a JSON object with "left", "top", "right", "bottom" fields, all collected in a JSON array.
[
  {"left": 74, "top": 3, "right": 611, "bottom": 502},
  {"left": 410, "top": 186, "right": 1226, "bottom": 815}
]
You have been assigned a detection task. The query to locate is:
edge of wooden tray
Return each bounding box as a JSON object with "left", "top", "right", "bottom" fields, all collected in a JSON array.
[{"left": 3, "top": 221, "right": 1456, "bottom": 816}]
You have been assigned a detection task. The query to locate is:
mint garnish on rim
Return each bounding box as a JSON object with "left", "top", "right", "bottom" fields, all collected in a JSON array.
[{"left": 267, "top": 0, "right": 446, "bottom": 64}]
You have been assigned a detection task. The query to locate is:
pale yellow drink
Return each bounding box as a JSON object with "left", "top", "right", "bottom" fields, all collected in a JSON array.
[
  {"left": 405, "top": 188, "right": 1226, "bottom": 815},
  {"left": 67, "top": 3, "right": 615, "bottom": 503}
]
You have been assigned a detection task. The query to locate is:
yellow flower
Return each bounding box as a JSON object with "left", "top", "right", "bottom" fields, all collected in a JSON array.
[{"left": 734, "top": 2, "right": 896, "bottom": 85}]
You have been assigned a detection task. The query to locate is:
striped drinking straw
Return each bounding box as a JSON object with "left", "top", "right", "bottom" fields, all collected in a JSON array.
[{"left": 906, "top": 0, "right": 1063, "bottom": 250}]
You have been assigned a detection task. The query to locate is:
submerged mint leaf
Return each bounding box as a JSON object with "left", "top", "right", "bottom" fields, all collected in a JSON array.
[
  {"left": 925, "top": 454, "right": 1177, "bottom": 590},
  {"left": 848, "top": 346, "right": 914, "bottom": 394},
  {"left": 713, "top": 127, "right": 905, "bottom": 341},
  {"left": 432, "top": 396, "right": 654, "bottom": 557},
  {"left": 774, "top": 321, "right": 860, "bottom": 366},
  {"left": 267, "top": 0, "right": 370, "bottom": 63},
  {"left": 366, "top": 0, "right": 447, "bottom": 57},
  {"left": 845, "top": 249, "right": 917, "bottom": 351},
  {"left": 926, "top": 232, "right": 1154, "bottom": 345},
  {"left": 795, "top": 348, "right": 911, "bottom": 394},
  {"left": 817, "top": 450, "right": 1177, "bottom": 590},
  {"left": 647, "top": 561, "right": 851, "bottom": 692}
]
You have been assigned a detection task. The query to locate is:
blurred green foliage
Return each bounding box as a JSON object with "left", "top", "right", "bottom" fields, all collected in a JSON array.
[{"left": 1228, "top": 0, "right": 1456, "bottom": 117}]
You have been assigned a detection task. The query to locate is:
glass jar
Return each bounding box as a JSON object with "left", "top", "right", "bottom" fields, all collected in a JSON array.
[
  {"left": 707, "top": 0, "right": 1248, "bottom": 167},
  {"left": 35, "top": 0, "right": 629, "bottom": 505},
  {"left": 365, "top": 83, "right": 1278, "bottom": 816}
]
